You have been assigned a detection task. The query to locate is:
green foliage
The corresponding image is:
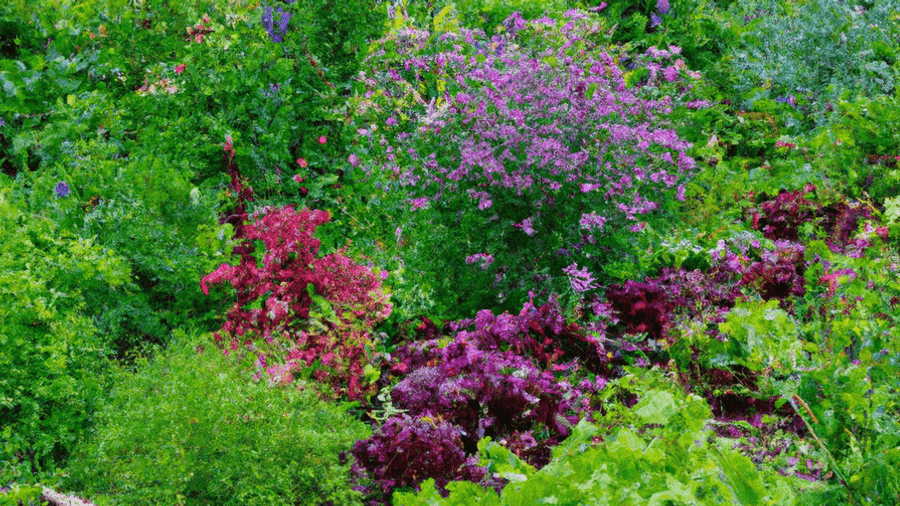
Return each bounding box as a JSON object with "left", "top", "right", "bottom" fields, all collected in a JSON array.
[
  {"left": 0, "top": 187, "right": 126, "bottom": 482},
  {"left": 0, "top": 484, "right": 43, "bottom": 506},
  {"left": 724, "top": 0, "right": 900, "bottom": 129},
  {"left": 396, "top": 369, "right": 804, "bottom": 505},
  {"left": 65, "top": 332, "right": 370, "bottom": 506}
]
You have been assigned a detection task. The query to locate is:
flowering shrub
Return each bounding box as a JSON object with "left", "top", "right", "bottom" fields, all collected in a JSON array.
[
  {"left": 202, "top": 205, "right": 392, "bottom": 400},
  {"left": 350, "top": 10, "right": 707, "bottom": 318}
]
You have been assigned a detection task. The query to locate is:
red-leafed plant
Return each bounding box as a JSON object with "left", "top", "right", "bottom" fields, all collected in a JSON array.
[{"left": 202, "top": 205, "right": 392, "bottom": 401}]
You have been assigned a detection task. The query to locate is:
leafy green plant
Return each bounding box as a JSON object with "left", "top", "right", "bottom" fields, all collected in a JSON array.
[
  {"left": 65, "top": 332, "right": 370, "bottom": 506},
  {"left": 395, "top": 368, "right": 806, "bottom": 505},
  {"left": 0, "top": 187, "right": 128, "bottom": 483},
  {"left": 725, "top": 0, "right": 900, "bottom": 129}
]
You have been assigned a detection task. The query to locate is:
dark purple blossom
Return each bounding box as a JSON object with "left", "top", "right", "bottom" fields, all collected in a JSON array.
[{"left": 54, "top": 181, "right": 70, "bottom": 198}]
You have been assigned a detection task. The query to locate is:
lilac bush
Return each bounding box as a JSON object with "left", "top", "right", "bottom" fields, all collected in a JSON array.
[{"left": 349, "top": 10, "right": 708, "bottom": 317}]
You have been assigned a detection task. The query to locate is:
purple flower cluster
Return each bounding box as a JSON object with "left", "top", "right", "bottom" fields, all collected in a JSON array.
[
  {"left": 651, "top": 0, "right": 670, "bottom": 27},
  {"left": 55, "top": 181, "right": 71, "bottom": 198},
  {"left": 261, "top": 6, "right": 291, "bottom": 43},
  {"left": 354, "top": 12, "right": 705, "bottom": 299}
]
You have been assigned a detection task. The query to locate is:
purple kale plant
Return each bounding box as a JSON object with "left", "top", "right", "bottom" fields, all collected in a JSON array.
[
  {"left": 352, "top": 414, "right": 485, "bottom": 498},
  {"left": 739, "top": 240, "right": 807, "bottom": 303},
  {"left": 750, "top": 186, "right": 817, "bottom": 242},
  {"left": 354, "top": 299, "right": 615, "bottom": 500}
]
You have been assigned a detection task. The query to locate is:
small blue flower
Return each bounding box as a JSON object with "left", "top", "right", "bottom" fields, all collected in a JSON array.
[
  {"left": 55, "top": 181, "right": 70, "bottom": 198},
  {"left": 650, "top": 13, "right": 662, "bottom": 27}
]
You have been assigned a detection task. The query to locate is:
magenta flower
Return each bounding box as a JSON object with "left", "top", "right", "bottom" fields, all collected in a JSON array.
[
  {"left": 348, "top": 153, "right": 360, "bottom": 167},
  {"left": 318, "top": 136, "right": 327, "bottom": 144}
]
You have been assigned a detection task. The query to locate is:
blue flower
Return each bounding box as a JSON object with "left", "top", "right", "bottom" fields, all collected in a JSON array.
[
  {"left": 650, "top": 13, "right": 662, "bottom": 27},
  {"left": 657, "top": 0, "right": 670, "bottom": 14},
  {"left": 261, "top": 6, "right": 291, "bottom": 43},
  {"left": 55, "top": 181, "right": 70, "bottom": 198}
]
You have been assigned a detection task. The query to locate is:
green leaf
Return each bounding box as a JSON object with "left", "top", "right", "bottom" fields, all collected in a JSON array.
[{"left": 633, "top": 390, "right": 678, "bottom": 425}]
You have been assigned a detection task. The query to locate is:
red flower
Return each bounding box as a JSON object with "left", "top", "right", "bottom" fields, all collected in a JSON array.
[
  {"left": 175, "top": 64, "right": 186, "bottom": 75},
  {"left": 299, "top": 187, "right": 308, "bottom": 197},
  {"left": 296, "top": 157, "right": 308, "bottom": 168},
  {"left": 292, "top": 174, "right": 304, "bottom": 183}
]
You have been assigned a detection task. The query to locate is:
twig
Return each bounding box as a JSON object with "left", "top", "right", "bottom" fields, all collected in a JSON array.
[{"left": 788, "top": 395, "right": 859, "bottom": 505}]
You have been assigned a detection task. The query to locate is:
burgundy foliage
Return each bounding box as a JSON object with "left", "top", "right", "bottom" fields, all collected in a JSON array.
[
  {"left": 739, "top": 241, "right": 807, "bottom": 302},
  {"left": 202, "top": 205, "right": 391, "bottom": 400},
  {"left": 352, "top": 414, "right": 484, "bottom": 497},
  {"left": 354, "top": 299, "right": 613, "bottom": 498}
]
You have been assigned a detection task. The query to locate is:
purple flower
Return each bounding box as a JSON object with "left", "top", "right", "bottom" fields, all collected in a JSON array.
[
  {"left": 514, "top": 217, "right": 535, "bottom": 236},
  {"left": 657, "top": 0, "right": 670, "bottom": 14},
  {"left": 55, "top": 181, "right": 71, "bottom": 198},
  {"left": 579, "top": 212, "right": 606, "bottom": 231},
  {"left": 650, "top": 13, "right": 662, "bottom": 27},
  {"left": 0, "top": 117, "right": 5, "bottom": 127},
  {"left": 409, "top": 197, "right": 429, "bottom": 211},
  {"left": 261, "top": 6, "right": 291, "bottom": 43},
  {"left": 563, "top": 263, "right": 597, "bottom": 293}
]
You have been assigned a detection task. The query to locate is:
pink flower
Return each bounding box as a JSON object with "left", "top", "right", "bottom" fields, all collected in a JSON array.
[
  {"left": 296, "top": 157, "right": 308, "bottom": 168},
  {"left": 409, "top": 197, "right": 428, "bottom": 211},
  {"left": 293, "top": 174, "right": 304, "bottom": 183},
  {"left": 348, "top": 153, "right": 360, "bottom": 167},
  {"left": 513, "top": 217, "right": 536, "bottom": 236},
  {"left": 175, "top": 63, "right": 186, "bottom": 75},
  {"left": 318, "top": 136, "right": 327, "bottom": 144}
]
